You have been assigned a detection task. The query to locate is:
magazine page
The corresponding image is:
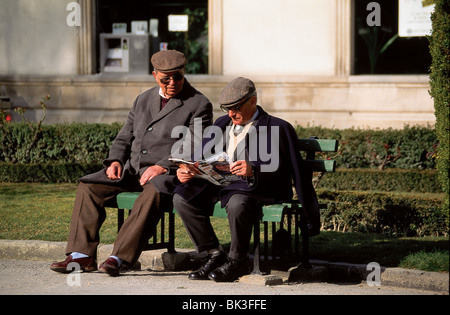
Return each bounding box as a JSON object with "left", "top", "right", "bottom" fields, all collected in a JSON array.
[{"left": 169, "top": 152, "right": 242, "bottom": 186}]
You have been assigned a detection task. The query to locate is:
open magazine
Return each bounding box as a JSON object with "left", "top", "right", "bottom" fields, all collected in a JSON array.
[{"left": 169, "top": 152, "right": 242, "bottom": 186}]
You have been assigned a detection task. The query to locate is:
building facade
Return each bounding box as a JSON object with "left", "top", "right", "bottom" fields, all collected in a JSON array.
[{"left": 0, "top": 0, "right": 435, "bottom": 129}]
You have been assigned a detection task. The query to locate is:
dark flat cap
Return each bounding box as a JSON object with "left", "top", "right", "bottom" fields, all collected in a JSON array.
[
  {"left": 151, "top": 50, "right": 186, "bottom": 72},
  {"left": 220, "top": 77, "right": 256, "bottom": 107}
]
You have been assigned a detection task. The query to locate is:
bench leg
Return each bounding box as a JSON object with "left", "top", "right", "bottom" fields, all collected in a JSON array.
[
  {"left": 118, "top": 209, "right": 125, "bottom": 232},
  {"left": 167, "top": 212, "right": 176, "bottom": 254},
  {"left": 301, "top": 234, "right": 312, "bottom": 267},
  {"left": 251, "top": 221, "right": 262, "bottom": 275}
]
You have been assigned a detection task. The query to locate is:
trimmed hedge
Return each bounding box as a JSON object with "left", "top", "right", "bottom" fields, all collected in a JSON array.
[
  {"left": 0, "top": 163, "right": 441, "bottom": 194},
  {"left": 429, "top": 0, "right": 450, "bottom": 219},
  {"left": 296, "top": 125, "right": 438, "bottom": 170},
  {"left": 0, "top": 162, "right": 103, "bottom": 183},
  {"left": 0, "top": 122, "right": 122, "bottom": 164},
  {"left": 316, "top": 168, "right": 442, "bottom": 193},
  {"left": 317, "top": 190, "right": 447, "bottom": 236},
  {"left": 0, "top": 123, "right": 438, "bottom": 170}
]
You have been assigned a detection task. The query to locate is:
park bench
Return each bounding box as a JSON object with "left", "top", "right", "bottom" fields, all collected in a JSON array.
[{"left": 115, "top": 137, "right": 338, "bottom": 274}]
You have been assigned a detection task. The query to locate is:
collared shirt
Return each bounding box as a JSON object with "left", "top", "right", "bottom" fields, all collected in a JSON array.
[{"left": 227, "top": 109, "right": 259, "bottom": 160}]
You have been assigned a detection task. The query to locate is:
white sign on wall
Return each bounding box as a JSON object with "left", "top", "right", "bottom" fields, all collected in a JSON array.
[
  {"left": 398, "top": 0, "right": 435, "bottom": 37},
  {"left": 168, "top": 15, "right": 189, "bottom": 32}
]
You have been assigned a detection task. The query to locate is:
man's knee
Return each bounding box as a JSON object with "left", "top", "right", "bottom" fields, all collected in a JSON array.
[
  {"left": 173, "top": 193, "right": 189, "bottom": 217},
  {"left": 226, "top": 194, "right": 259, "bottom": 220}
]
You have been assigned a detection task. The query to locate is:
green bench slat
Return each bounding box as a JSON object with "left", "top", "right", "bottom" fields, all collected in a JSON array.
[
  {"left": 212, "top": 202, "right": 287, "bottom": 223},
  {"left": 118, "top": 192, "right": 288, "bottom": 223},
  {"left": 116, "top": 192, "right": 141, "bottom": 209},
  {"left": 298, "top": 139, "right": 338, "bottom": 152}
]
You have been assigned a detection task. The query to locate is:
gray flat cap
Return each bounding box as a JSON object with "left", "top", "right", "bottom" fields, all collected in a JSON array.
[
  {"left": 151, "top": 50, "right": 186, "bottom": 72},
  {"left": 219, "top": 77, "right": 256, "bottom": 107}
]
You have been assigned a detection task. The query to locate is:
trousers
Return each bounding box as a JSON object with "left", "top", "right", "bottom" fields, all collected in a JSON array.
[
  {"left": 173, "top": 193, "right": 261, "bottom": 260},
  {"left": 66, "top": 180, "right": 167, "bottom": 264}
]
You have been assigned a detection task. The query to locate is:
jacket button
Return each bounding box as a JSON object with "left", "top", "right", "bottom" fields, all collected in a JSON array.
[{"left": 141, "top": 149, "right": 148, "bottom": 155}]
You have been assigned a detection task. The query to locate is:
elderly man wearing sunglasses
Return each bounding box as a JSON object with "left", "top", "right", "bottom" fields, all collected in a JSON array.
[
  {"left": 50, "top": 50, "right": 213, "bottom": 277},
  {"left": 173, "top": 77, "right": 320, "bottom": 282}
]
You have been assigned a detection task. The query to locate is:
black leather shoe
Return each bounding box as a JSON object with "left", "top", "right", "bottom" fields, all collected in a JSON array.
[
  {"left": 188, "top": 252, "right": 228, "bottom": 280},
  {"left": 208, "top": 259, "right": 250, "bottom": 282}
]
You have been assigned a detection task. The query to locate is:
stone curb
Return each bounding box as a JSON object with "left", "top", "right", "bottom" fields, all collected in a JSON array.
[
  {"left": 0, "top": 240, "right": 448, "bottom": 293},
  {"left": 290, "top": 260, "right": 449, "bottom": 293}
]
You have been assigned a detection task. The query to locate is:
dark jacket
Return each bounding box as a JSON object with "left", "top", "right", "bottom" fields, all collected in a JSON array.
[
  {"left": 174, "top": 106, "right": 320, "bottom": 236},
  {"left": 80, "top": 80, "right": 213, "bottom": 195}
]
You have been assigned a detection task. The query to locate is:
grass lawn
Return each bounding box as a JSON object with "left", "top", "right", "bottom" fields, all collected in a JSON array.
[{"left": 0, "top": 183, "right": 448, "bottom": 273}]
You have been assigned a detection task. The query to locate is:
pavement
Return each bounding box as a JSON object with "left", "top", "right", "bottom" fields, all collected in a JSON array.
[{"left": 0, "top": 239, "right": 448, "bottom": 297}]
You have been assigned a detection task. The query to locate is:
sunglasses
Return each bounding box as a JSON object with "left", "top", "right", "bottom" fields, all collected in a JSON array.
[
  {"left": 220, "top": 102, "right": 245, "bottom": 113},
  {"left": 220, "top": 94, "right": 254, "bottom": 113},
  {"left": 159, "top": 73, "right": 184, "bottom": 85}
]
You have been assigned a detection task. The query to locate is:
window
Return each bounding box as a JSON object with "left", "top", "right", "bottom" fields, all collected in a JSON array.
[
  {"left": 353, "top": 0, "right": 432, "bottom": 74},
  {"left": 95, "top": 0, "right": 208, "bottom": 74}
]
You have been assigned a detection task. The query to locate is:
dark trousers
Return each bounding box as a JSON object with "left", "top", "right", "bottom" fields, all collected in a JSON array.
[
  {"left": 173, "top": 193, "right": 261, "bottom": 260},
  {"left": 66, "top": 181, "right": 166, "bottom": 264}
]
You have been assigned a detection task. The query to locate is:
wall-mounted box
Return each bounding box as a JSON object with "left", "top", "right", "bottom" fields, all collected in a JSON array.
[{"left": 100, "top": 34, "right": 152, "bottom": 74}]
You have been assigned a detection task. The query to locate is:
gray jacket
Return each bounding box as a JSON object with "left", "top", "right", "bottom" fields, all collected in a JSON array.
[{"left": 80, "top": 80, "right": 213, "bottom": 194}]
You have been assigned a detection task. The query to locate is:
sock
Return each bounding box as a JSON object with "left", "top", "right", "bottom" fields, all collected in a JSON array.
[
  {"left": 207, "top": 246, "right": 224, "bottom": 257},
  {"left": 110, "top": 255, "right": 123, "bottom": 266},
  {"left": 70, "top": 252, "right": 89, "bottom": 259}
]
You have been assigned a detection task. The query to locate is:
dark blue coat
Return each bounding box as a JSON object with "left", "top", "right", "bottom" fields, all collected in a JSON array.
[{"left": 174, "top": 106, "right": 320, "bottom": 236}]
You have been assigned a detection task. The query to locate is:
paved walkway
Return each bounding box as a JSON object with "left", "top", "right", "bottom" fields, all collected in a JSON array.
[{"left": 0, "top": 240, "right": 448, "bottom": 298}]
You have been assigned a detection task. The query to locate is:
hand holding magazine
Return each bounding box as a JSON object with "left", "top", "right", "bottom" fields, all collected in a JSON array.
[{"left": 169, "top": 152, "right": 243, "bottom": 186}]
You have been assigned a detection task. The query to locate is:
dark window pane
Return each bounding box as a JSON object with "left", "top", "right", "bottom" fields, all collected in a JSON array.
[{"left": 353, "top": 0, "right": 431, "bottom": 74}]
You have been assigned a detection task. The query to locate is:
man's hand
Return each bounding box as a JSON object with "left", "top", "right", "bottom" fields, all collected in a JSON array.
[
  {"left": 176, "top": 164, "right": 199, "bottom": 184},
  {"left": 140, "top": 165, "right": 168, "bottom": 186},
  {"left": 230, "top": 160, "right": 253, "bottom": 177},
  {"left": 106, "top": 161, "right": 122, "bottom": 180}
]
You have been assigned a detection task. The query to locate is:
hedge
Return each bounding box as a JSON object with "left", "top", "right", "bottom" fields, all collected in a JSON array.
[
  {"left": 0, "top": 122, "right": 122, "bottom": 164},
  {"left": 0, "top": 123, "right": 438, "bottom": 171},
  {"left": 296, "top": 125, "right": 438, "bottom": 170},
  {"left": 0, "top": 162, "right": 102, "bottom": 183},
  {"left": 316, "top": 168, "right": 442, "bottom": 193},
  {"left": 317, "top": 190, "right": 447, "bottom": 236},
  {"left": 0, "top": 163, "right": 441, "bottom": 194},
  {"left": 429, "top": 0, "right": 450, "bottom": 218}
]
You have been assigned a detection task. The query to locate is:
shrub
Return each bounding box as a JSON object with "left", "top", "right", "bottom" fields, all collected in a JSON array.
[
  {"left": 0, "top": 162, "right": 102, "bottom": 183},
  {"left": 429, "top": 0, "right": 450, "bottom": 224},
  {"left": 0, "top": 123, "right": 438, "bottom": 171},
  {"left": 318, "top": 190, "right": 447, "bottom": 236},
  {"left": 0, "top": 122, "right": 122, "bottom": 164},
  {"left": 317, "top": 168, "right": 442, "bottom": 193},
  {"left": 296, "top": 125, "right": 438, "bottom": 170}
]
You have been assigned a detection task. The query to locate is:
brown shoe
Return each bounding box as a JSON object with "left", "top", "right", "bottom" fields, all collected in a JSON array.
[
  {"left": 99, "top": 257, "right": 120, "bottom": 277},
  {"left": 50, "top": 255, "right": 97, "bottom": 273}
]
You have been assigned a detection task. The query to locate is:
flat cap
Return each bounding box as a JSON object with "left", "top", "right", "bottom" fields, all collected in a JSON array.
[
  {"left": 151, "top": 50, "right": 186, "bottom": 72},
  {"left": 219, "top": 77, "right": 256, "bottom": 107}
]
